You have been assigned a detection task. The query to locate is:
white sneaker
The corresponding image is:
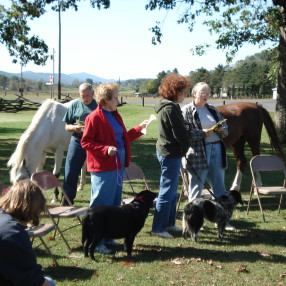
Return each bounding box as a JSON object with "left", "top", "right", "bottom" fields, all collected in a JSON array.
[
  {"left": 95, "top": 244, "right": 112, "bottom": 254},
  {"left": 151, "top": 231, "right": 174, "bottom": 239},
  {"left": 105, "top": 239, "right": 122, "bottom": 246},
  {"left": 225, "top": 223, "right": 236, "bottom": 231},
  {"left": 215, "top": 223, "right": 236, "bottom": 231},
  {"left": 166, "top": 225, "right": 182, "bottom": 232}
]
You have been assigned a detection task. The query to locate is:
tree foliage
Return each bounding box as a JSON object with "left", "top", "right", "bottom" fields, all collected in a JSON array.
[{"left": 145, "top": 0, "right": 286, "bottom": 142}]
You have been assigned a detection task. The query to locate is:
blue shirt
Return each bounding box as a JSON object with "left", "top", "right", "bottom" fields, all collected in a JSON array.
[{"left": 103, "top": 109, "right": 125, "bottom": 150}]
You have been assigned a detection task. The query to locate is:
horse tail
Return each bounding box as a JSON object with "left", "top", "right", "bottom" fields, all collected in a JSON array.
[{"left": 259, "top": 105, "right": 286, "bottom": 163}]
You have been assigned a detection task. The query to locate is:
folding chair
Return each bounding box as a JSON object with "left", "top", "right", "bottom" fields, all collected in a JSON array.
[
  {"left": 247, "top": 155, "right": 286, "bottom": 222},
  {"left": 26, "top": 223, "right": 59, "bottom": 266},
  {"left": 31, "top": 170, "right": 88, "bottom": 252},
  {"left": 122, "top": 162, "right": 150, "bottom": 204}
]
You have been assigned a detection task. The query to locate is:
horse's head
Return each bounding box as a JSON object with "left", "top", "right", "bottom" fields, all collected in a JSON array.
[{"left": 8, "top": 159, "right": 31, "bottom": 184}]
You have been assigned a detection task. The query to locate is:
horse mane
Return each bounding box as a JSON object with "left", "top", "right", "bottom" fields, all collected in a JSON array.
[{"left": 7, "top": 100, "right": 63, "bottom": 168}]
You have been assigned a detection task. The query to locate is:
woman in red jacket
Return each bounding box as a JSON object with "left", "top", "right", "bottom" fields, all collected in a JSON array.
[{"left": 81, "top": 83, "right": 148, "bottom": 253}]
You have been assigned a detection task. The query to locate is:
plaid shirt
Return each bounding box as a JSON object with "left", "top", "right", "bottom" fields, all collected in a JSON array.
[{"left": 182, "top": 102, "right": 228, "bottom": 171}]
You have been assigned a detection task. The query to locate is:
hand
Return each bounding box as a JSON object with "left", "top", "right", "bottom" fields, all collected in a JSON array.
[
  {"left": 74, "top": 125, "right": 83, "bottom": 133},
  {"left": 108, "top": 146, "right": 117, "bottom": 156},
  {"left": 214, "top": 126, "right": 223, "bottom": 132},
  {"left": 139, "top": 120, "right": 149, "bottom": 130},
  {"left": 203, "top": 129, "right": 211, "bottom": 137}
]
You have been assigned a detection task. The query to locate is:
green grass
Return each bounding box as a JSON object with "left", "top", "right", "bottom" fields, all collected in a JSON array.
[{"left": 1, "top": 103, "right": 286, "bottom": 286}]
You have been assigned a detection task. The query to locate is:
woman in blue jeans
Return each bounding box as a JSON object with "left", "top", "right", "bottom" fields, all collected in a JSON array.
[{"left": 151, "top": 74, "right": 191, "bottom": 239}]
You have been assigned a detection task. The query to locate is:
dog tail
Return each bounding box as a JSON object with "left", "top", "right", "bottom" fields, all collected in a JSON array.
[{"left": 184, "top": 203, "right": 204, "bottom": 240}]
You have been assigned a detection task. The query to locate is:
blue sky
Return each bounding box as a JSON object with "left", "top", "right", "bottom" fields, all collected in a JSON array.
[{"left": 1, "top": 0, "right": 272, "bottom": 80}]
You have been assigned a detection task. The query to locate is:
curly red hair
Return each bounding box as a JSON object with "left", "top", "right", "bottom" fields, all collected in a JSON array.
[{"left": 159, "top": 74, "right": 191, "bottom": 102}]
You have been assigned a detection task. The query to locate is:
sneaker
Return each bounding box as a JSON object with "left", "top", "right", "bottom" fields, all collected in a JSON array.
[
  {"left": 95, "top": 244, "right": 112, "bottom": 254},
  {"left": 105, "top": 239, "right": 122, "bottom": 246},
  {"left": 225, "top": 223, "right": 236, "bottom": 231},
  {"left": 151, "top": 231, "right": 174, "bottom": 239},
  {"left": 215, "top": 223, "right": 236, "bottom": 231},
  {"left": 166, "top": 225, "right": 182, "bottom": 232}
]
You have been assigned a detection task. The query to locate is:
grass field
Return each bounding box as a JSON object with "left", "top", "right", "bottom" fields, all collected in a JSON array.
[{"left": 0, "top": 102, "right": 286, "bottom": 286}]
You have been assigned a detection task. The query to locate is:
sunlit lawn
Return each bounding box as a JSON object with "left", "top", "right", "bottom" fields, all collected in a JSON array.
[{"left": 0, "top": 102, "right": 286, "bottom": 286}]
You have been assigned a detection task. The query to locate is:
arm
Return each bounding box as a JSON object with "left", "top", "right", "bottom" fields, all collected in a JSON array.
[
  {"left": 81, "top": 114, "right": 111, "bottom": 157},
  {"left": 182, "top": 106, "right": 206, "bottom": 142},
  {"left": 65, "top": 123, "right": 83, "bottom": 134}
]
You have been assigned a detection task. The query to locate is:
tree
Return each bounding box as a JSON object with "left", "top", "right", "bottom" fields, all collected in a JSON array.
[
  {"left": 86, "top": 78, "right": 94, "bottom": 85},
  {"left": 0, "top": 74, "right": 8, "bottom": 89},
  {"left": 146, "top": 0, "right": 286, "bottom": 142}
]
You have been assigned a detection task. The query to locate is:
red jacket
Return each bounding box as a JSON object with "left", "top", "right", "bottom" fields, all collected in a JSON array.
[{"left": 81, "top": 105, "right": 143, "bottom": 172}]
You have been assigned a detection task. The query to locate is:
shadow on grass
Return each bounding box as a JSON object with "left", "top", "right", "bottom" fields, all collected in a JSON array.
[
  {"left": 44, "top": 265, "right": 95, "bottom": 282},
  {"left": 108, "top": 230, "right": 286, "bottom": 264}
]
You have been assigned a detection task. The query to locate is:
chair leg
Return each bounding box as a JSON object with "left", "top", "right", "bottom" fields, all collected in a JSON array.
[
  {"left": 247, "top": 185, "right": 254, "bottom": 215},
  {"left": 50, "top": 216, "right": 72, "bottom": 252},
  {"left": 278, "top": 194, "right": 283, "bottom": 213},
  {"left": 256, "top": 192, "right": 266, "bottom": 222},
  {"left": 53, "top": 217, "right": 60, "bottom": 238},
  {"left": 39, "top": 237, "right": 59, "bottom": 266}
]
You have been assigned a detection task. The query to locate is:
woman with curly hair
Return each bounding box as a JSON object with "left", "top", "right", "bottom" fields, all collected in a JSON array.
[
  {"left": 0, "top": 179, "right": 55, "bottom": 286},
  {"left": 151, "top": 73, "right": 191, "bottom": 238}
]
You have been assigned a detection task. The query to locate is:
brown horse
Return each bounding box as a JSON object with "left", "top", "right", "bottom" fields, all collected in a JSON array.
[{"left": 217, "top": 102, "right": 286, "bottom": 190}]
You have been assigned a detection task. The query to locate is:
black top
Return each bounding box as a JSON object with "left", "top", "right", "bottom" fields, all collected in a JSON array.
[{"left": 0, "top": 212, "right": 45, "bottom": 286}]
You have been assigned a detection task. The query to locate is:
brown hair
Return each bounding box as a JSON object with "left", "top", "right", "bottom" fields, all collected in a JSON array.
[
  {"left": 0, "top": 179, "right": 46, "bottom": 226},
  {"left": 96, "top": 83, "right": 118, "bottom": 106},
  {"left": 159, "top": 73, "right": 191, "bottom": 102}
]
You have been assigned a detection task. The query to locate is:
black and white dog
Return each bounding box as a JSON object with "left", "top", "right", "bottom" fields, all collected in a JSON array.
[
  {"left": 182, "top": 190, "right": 243, "bottom": 242},
  {"left": 82, "top": 190, "right": 156, "bottom": 260}
]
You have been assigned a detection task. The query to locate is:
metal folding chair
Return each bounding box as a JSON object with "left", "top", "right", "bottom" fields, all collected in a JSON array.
[
  {"left": 26, "top": 223, "right": 59, "bottom": 266},
  {"left": 247, "top": 155, "right": 286, "bottom": 222},
  {"left": 31, "top": 170, "right": 88, "bottom": 252}
]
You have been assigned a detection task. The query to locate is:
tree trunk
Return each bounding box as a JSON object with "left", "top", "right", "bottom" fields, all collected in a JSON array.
[{"left": 275, "top": 6, "right": 286, "bottom": 143}]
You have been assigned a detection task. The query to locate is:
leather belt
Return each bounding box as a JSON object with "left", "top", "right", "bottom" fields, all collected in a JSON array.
[{"left": 205, "top": 140, "right": 221, "bottom": 145}]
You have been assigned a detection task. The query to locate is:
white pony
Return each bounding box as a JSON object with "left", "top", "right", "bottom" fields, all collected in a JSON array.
[{"left": 7, "top": 99, "right": 86, "bottom": 191}]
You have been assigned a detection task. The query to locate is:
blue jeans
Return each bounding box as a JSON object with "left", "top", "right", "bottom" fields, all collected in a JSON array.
[
  {"left": 152, "top": 151, "right": 181, "bottom": 233},
  {"left": 63, "top": 136, "right": 86, "bottom": 205},
  {"left": 188, "top": 143, "right": 227, "bottom": 201},
  {"left": 89, "top": 149, "right": 125, "bottom": 208}
]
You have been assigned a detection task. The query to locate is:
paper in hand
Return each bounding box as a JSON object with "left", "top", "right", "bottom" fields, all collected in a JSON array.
[
  {"left": 207, "top": 119, "right": 227, "bottom": 131},
  {"left": 141, "top": 114, "right": 157, "bottom": 135}
]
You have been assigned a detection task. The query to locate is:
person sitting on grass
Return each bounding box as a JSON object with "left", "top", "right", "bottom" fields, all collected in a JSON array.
[{"left": 0, "top": 179, "right": 56, "bottom": 286}]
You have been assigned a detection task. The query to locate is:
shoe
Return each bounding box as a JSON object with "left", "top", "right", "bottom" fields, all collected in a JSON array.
[
  {"left": 95, "top": 244, "right": 112, "bottom": 254},
  {"left": 151, "top": 231, "right": 174, "bottom": 238},
  {"left": 215, "top": 223, "right": 236, "bottom": 231},
  {"left": 105, "top": 239, "right": 122, "bottom": 246},
  {"left": 166, "top": 225, "right": 182, "bottom": 232},
  {"left": 225, "top": 223, "right": 236, "bottom": 231}
]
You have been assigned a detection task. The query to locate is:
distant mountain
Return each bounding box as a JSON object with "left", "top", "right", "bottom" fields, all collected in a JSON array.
[
  {"left": 69, "top": 72, "right": 115, "bottom": 83},
  {"left": 0, "top": 71, "right": 115, "bottom": 85}
]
